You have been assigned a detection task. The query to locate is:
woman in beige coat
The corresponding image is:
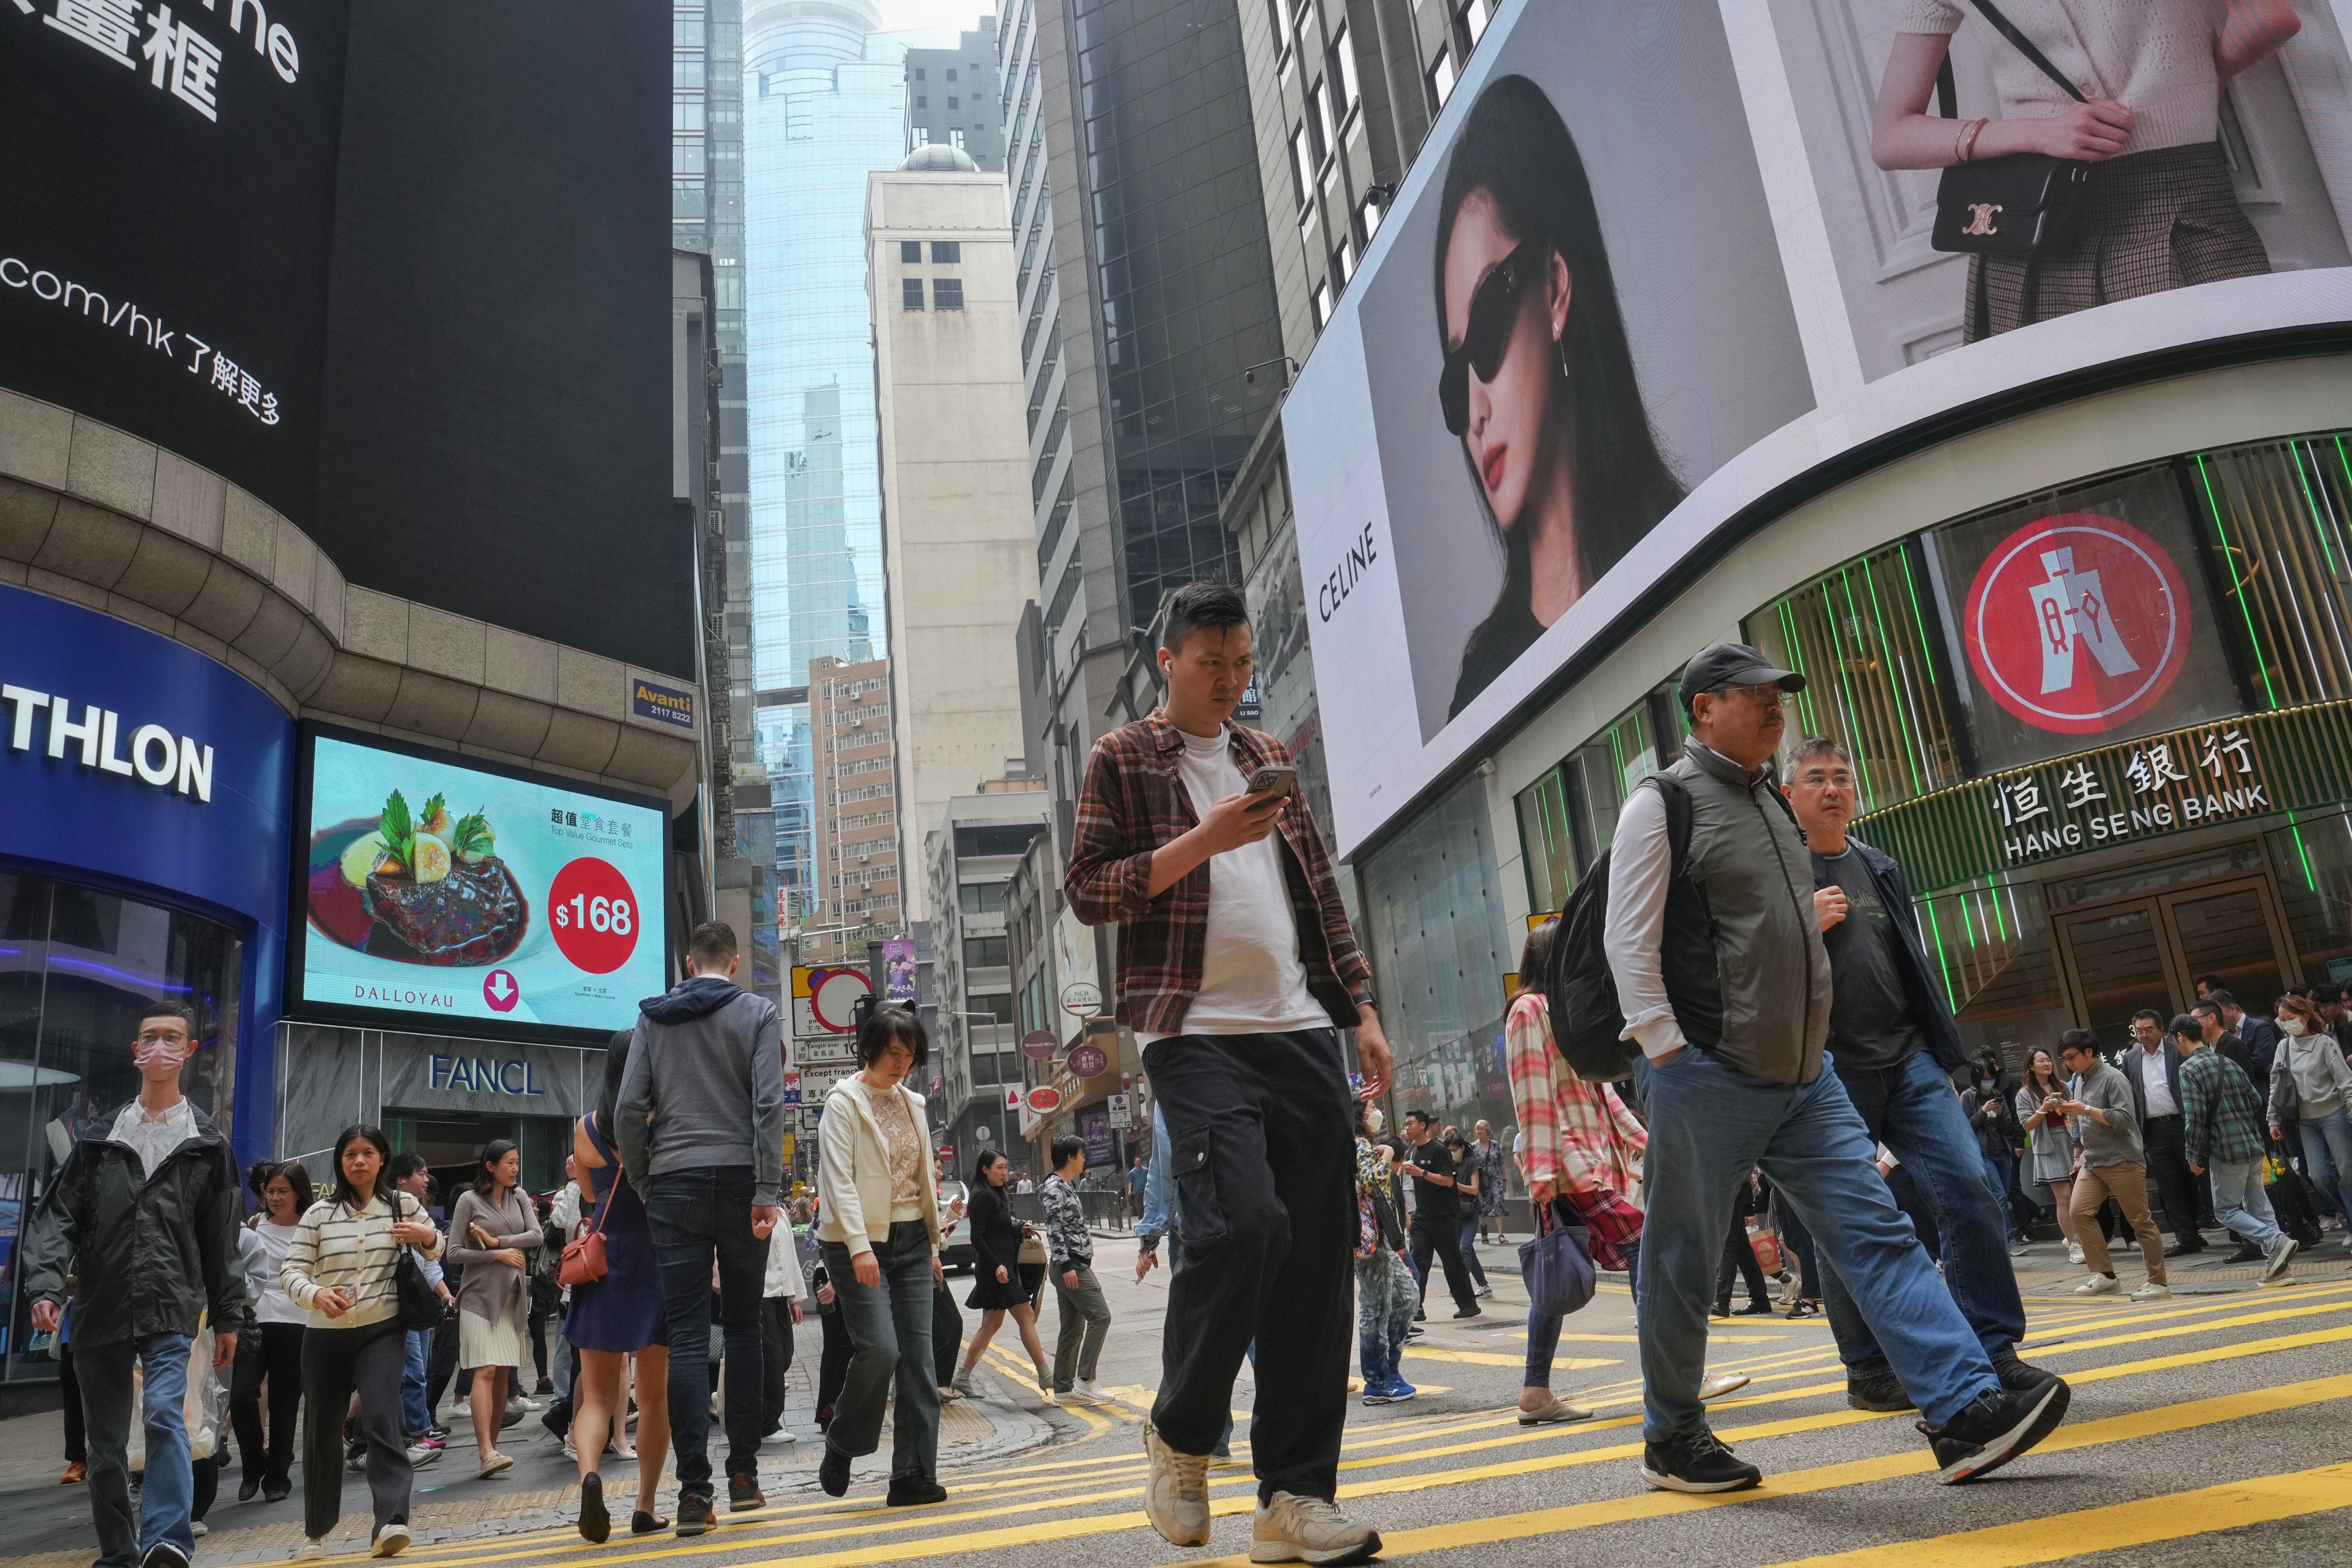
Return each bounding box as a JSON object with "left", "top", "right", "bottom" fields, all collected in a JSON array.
[{"left": 446, "top": 1138, "right": 540, "bottom": 1478}]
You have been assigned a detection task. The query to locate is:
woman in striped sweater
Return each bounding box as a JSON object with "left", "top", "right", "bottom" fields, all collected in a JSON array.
[{"left": 282, "top": 1125, "right": 442, "bottom": 1561}]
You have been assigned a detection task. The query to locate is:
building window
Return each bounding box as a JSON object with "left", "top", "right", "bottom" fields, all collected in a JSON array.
[
  {"left": 950, "top": 127, "right": 967, "bottom": 149},
  {"left": 932, "top": 241, "right": 961, "bottom": 262},
  {"left": 912, "top": 125, "right": 930, "bottom": 146},
  {"left": 1312, "top": 278, "right": 1332, "bottom": 328},
  {"left": 916, "top": 95, "right": 928, "bottom": 108},
  {"left": 934, "top": 277, "right": 964, "bottom": 309},
  {"left": 1308, "top": 79, "right": 1334, "bottom": 165},
  {"left": 903, "top": 277, "right": 925, "bottom": 310},
  {"left": 914, "top": 67, "right": 926, "bottom": 80},
  {"left": 901, "top": 240, "right": 922, "bottom": 264},
  {"left": 1429, "top": 48, "right": 1455, "bottom": 112},
  {"left": 1333, "top": 238, "right": 1354, "bottom": 284},
  {"left": 1358, "top": 188, "right": 1386, "bottom": 243},
  {"left": 673, "top": 13, "right": 705, "bottom": 47},
  {"left": 1330, "top": 22, "right": 1359, "bottom": 122},
  {"left": 948, "top": 96, "right": 960, "bottom": 109},
  {"left": 1289, "top": 122, "right": 1312, "bottom": 207},
  {"left": 946, "top": 67, "right": 958, "bottom": 81},
  {"left": 673, "top": 95, "right": 705, "bottom": 132},
  {"left": 1459, "top": 0, "right": 1492, "bottom": 49},
  {"left": 970, "top": 992, "right": 1014, "bottom": 1023},
  {"left": 958, "top": 882, "right": 1006, "bottom": 914},
  {"left": 1267, "top": 0, "right": 1289, "bottom": 58},
  {"left": 964, "top": 936, "right": 1009, "bottom": 968}
]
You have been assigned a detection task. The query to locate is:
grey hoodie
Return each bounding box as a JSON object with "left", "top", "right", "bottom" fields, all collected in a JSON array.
[{"left": 615, "top": 975, "right": 788, "bottom": 1204}]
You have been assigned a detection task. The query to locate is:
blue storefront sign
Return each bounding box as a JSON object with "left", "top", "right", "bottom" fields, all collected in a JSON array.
[{"left": 0, "top": 582, "right": 296, "bottom": 1164}]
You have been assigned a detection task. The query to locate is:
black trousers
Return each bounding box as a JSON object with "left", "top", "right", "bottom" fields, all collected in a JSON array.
[
  {"left": 1777, "top": 1199, "right": 1822, "bottom": 1301},
  {"left": 60, "top": 1339, "right": 85, "bottom": 1465},
  {"left": 425, "top": 1310, "right": 460, "bottom": 1416},
  {"left": 1714, "top": 1211, "right": 1770, "bottom": 1308},
  {"left": 299, "top": 1324, "right": 410, "bottom": 1540},
  {"left": 932, "top": 1280, "right": 963, "bottom": 1389},
  {"left": 229, "top": 1322, "right": 304, "bottom": 1489},
  {"left": 1409, "top": 1215, "right": 1477, "bottom": 1314},
  {"left": 759, "top": 1297, "right": 795, "bottom": 1434},
  {"left": 816, "top": 1306, "right": 852, "bottom": 1426},
  {"left": 2142, "top": 1114, "right": 2206, "bottom": 1246},
  {"left": 1145, "top": 1029, "right": 1355, "bottom": 1504}
]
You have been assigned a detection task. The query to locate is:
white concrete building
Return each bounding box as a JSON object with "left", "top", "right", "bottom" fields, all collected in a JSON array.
[{"left": 866, "top": 146, "right": 1037, "bottom": 921}]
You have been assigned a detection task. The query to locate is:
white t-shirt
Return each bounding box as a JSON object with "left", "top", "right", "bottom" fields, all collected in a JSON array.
[
  {"left": 1137, "top": 725, "right": 1327, "bottom": 1045},
  {"left": 2138, "top": 1047, "right": 2180, "bottom": 1118}
]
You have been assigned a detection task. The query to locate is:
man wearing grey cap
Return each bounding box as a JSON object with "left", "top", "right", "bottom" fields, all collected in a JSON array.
[{"left": 1604, "top": 643, "right": 2068, "bottom": 1494}]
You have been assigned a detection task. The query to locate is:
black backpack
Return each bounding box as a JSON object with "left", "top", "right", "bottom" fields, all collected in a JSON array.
[{"left": 1542, "top": 774, "right": 1695, "bottom": 1083}]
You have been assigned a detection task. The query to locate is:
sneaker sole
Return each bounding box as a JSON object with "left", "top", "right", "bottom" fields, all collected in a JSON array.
[
  {"left": 674, "top": 1515, "right": 715, "bottom": 1538},
  {"left": 1937, "top": 1378, "right": 2071, "bottom": 1485},
  {"left": 1248, "top": 1529, "right": 1384, "bottom": 1565},
  {"left": 371, "top": 1528, "right": 410, "bottom": 1559},
  {"left": 1847, "top": 1391, "right": 1916, "bottom": 1413},
  {"left": 1145, "top": 1511, "right": 1213, "bottom": 1549},
  {"left": 2266, "top": 1242, "right": 2300, "bottom": 1282},
  {"left": 1638, "top": 1462, "right": 1760, "bottom": 1494}
]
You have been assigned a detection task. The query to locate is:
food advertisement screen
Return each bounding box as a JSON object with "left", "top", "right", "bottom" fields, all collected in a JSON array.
[{"left": 291, "top": 731, "right": 669, "bottom": 1037}]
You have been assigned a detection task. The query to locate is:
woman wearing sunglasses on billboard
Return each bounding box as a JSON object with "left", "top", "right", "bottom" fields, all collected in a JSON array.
[
  {"left": 1869, "top": 0, "right": 2301, "bottom": 341},
  {"left": 1434, "top": 74, "right": 1685, "bottom": 721}
]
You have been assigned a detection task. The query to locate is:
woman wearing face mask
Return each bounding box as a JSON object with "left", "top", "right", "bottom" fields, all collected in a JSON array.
[
  {"left": 2266, "top": 993, "right": 2352, "bottom": 1242},
  {"left": 1431, "top": 75, "right": 1685, "bottom": 720}
]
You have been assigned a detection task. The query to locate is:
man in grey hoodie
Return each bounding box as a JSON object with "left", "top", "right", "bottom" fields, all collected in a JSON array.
[{"left": 616, "top": 921, "right": 787, "bottom": 1535}]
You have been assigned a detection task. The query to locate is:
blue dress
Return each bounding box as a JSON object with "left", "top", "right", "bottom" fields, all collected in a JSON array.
[{"left": 563, "top": 1113, "right": 667, "bottom": 1351}]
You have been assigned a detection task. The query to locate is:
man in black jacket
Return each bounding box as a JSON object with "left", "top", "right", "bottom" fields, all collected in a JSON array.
[
  {"left": 1783, "top": 740, "right": 2045, "bottom": 1414},
  {"left": 22, "top": 999, "right": 247, "bottom": 1568},
  {"left": 2123, "top": 1008, "right": 2210, "bottom": 1257}
]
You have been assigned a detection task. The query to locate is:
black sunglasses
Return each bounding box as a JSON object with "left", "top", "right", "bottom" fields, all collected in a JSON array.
[{"left": 1438, "top": 238, "right": 1547, "bottom": 437}]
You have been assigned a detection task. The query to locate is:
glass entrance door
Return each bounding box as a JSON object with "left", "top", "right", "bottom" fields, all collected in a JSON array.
[{"left": 2054, "top": 874, "right": 2296, "bottom": 1041}]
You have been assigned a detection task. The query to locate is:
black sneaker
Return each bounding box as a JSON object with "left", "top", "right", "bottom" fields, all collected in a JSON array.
[
  {"left": 2161, "top": 1238, "right": 2205, "bottom": 1258},
  {"left": 885, "top": 1476, "right": 947, "bottom": 1507},
  {"left": 1991, "top": 1354, "right": 2057, "bottom": 1395},
  {"left": 2221, "top": 1240, "right": 2265, "bottom": 1265},
  {"left": 1451, "top": 1306, "right": 1482, "bottom": 1319},
  {"left": 1731, "top": 1299, "right": 1774, "bottom": 1317},
  {"left": 818, "top": 1446, "right": 851, "bottom": 1497},
  {"left": 1846, "top": 1369, "right": 1914, "bottom": 1412},
  {"left": 1639, "top": 1428, "right": 1761, "bottom": 1493},
  {"left": 578, "top": 1473, "right": 609, "bottom": 1544},
  {"left": 728, "top": 1473, "right": 766, "bottom": 1512},
  {"left": 675, "top": 1493, "right": 716, "bottom": 1537},
  {"left": 1921, "top": 1377, "right": 2071, "bottom": 1484},
  {"left": 141, "top": 1544, "right": 190, "bottom": 1568}
]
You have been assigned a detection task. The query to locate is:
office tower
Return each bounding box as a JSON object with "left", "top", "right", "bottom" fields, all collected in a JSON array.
[
  {"left": 807, "top": 655, "right": 902, "bottom": 965},
  {"left": 868, "top": 149, "right": 1040, "bottom": 921},
  {"left": 741, "top": 0, "right": 907, "bottom": 924},
  {"left": 905, "top": 19, "right": 1005, "bottom": 169}
]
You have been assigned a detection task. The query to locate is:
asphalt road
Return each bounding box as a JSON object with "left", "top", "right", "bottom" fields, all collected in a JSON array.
[{"left": 11, "top": 1231, "right": 2352, "bottom": 1568}]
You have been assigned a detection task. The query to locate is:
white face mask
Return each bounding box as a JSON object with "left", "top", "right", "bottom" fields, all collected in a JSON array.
[{"left": 2280, "top": 1017, "right": 2308, "bottom": 1038}]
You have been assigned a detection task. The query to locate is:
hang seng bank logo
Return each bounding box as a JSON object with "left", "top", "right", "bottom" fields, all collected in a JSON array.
[{"left": 1963, "top": 513, "right": 2191, "bottom": 735}]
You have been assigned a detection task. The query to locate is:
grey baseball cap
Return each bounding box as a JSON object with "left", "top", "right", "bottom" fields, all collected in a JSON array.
[{"left": 1678, "top": 643, "right": 1806, "bottom": 713}]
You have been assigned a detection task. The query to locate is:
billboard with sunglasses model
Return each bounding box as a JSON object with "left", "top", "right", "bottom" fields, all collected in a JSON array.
[{"left": 1292, "top": 0, "right": 2352, "bottom": 858}]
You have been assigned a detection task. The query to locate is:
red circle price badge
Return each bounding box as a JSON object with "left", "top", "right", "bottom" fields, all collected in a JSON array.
[
  {"left": 1963, "top": 512, "right": 2191, "bottom": 735},
  {"left": 549, "top": 857, "right": 640, "bottom": 974}
]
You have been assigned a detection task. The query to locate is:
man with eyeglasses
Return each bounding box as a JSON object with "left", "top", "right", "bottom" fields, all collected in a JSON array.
[
  {"left": 23, "top": 1000, "right": 248, "bottom": 1568},
  {"left": 1605, "top": 643, "right": 2068, "bottom": 1495}
]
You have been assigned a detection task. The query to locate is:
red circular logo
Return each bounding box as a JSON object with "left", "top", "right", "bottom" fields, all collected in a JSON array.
[
  {"left": 548, "top": 858, "right": 640, "bottom": 974},
  {"left": 1963, "top": 512, "right": 2191, "bottom": 735}
]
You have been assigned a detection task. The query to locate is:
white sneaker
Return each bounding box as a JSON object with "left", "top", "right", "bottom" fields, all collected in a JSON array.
[
  {"left": 561, "top": 1440, "right": 577, "bottom": 1462},
  {"left": 1697, "top": 1372, "right": 1751, "bottom": 1402},
  {"left": 292, "top": 1540, "right": 328, "bottom": 1561},
  {"left": 190, "top": 1522, "right": 208, "bottom": 1538},
  {"left": 372, "top": 1521, "right": 411, "bottom": 1559},
  {"left": 1141, "top": 1422, "right": 1211, "bottom": 1548},
  {"left": 2066, "top": 1241, "right": 2085, "bottom": 1266},
  {"left": 767, "top": 1427, "right": 800, "bottom": 1443},
  {"left": 1249, "top": 1490, "right": 1381, "bottom": 1565},
  {"left": 2074, "top": 1273, "right": 2119, "bottom": 1295},
  {"left": 406, "top": 1442, "right": 441, "bottom": 1467},
  {"left": 2131, "top": 1280, "right": 2172, "bottom": 1300},
  {"left": 1067, "top": 1380, "right": 1110, "bottom": 1406}
]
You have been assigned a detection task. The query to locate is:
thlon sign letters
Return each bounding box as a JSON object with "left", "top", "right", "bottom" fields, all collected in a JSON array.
[{"left": 2, "top": 682, "right": 215, "bottom": 801}]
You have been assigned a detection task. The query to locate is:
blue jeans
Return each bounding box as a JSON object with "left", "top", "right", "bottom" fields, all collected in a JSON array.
[
  {"left": 1354, "top": 1251, "right": 1415, "bottom": 1385},
  {"left": 2207, "top": 1156, "right": 2283, "bottom": 1249},
  {"left": 1635, "top": 1045, "right": 1999, "bottom": 1440},
  {"left": 2295, "top": 1107, "right": 2352, "bottom": 1226},
  {"left": 1527, "top": 1240, "right": 1638, "bottom": 1389},
  {"left": 403, "top": 1328, "right": 432, "bottom": 1436},
  {"left": 1456, "top": 1211, "right": 1489, "bottom": 1288},
  {"left": 821, "top": 1223, "right": 940, "bottom": 1481},
  {"left": 75, "top": 1333, "right": 194, "bottom": 1568},
  {"left": 646, "top": 1165, "right": 770, "bottom": 1499},
  {"left": 1821, "top": 1049, "right": 2029, "bottom": 1382}
]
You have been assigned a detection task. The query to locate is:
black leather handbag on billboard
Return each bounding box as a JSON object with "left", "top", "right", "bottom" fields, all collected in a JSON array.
[{"left": 1930, "top": 0, "right": 2092, "bottom": 257}]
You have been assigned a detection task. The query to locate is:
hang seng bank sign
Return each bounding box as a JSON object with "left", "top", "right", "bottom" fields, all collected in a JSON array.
[{"left": 1987, "top": 723, "right": 2270, "bottom": 867}]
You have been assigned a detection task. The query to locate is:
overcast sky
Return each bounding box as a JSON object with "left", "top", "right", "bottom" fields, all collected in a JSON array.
[{"left": 871, "top": 0, "right": 997, "bottom": 39}]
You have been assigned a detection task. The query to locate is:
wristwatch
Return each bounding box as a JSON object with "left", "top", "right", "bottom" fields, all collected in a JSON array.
[{"left": 1350, "top": 988, "right": 1377, "bottom": 1013}]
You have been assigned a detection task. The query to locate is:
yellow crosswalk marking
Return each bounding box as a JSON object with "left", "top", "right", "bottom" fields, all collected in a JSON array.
[
  {"left": 1758, "top": 1461, "right": 2352, "bottom": 1566},
  {"left": 1403, "top": 1346, "right": 1616, "bottom": 1368}
]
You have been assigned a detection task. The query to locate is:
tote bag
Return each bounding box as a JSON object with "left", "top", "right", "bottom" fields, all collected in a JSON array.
[{"left": 1517, "top": 1202, "right": 1596, "bottom": 1320}]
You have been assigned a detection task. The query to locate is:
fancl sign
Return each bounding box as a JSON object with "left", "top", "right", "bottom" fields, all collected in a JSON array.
[{"left": 427, "top": 1052, "right": 549, "bottom": 1098}]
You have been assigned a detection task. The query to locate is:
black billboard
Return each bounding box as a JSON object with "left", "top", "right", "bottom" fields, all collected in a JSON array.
[
  {"left": 0, "top": 0, "right": 349, "bottom": 523},
  {"left": 311, "top": 2, "right": 688, "bottom": 678}
]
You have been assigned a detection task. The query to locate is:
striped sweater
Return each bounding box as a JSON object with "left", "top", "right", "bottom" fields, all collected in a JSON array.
[{"left": 281, "top": 1189, "right": 443, "bottom": 1330}]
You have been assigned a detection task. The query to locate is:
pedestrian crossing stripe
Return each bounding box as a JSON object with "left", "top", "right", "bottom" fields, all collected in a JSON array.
[
  {"left": 1402, "top": 1346, "right": 1617, "bottom": 1368},
  {"left": 353, "top": 1327, "right": 2352, "bottom": 1568},
  {"left": 1755, "top": 1460, "right": 2352, "bottom": 1566}
]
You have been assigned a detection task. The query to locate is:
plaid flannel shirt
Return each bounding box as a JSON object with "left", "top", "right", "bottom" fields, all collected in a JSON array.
[
  {"left": 1065, "top": 712, "right": 1372, "bottom": 1035},
  {"left": 2179, "top": 1045, "right": 2269, "bottom": 1169},
  {"left": 1503, "top": 992, "right": 1645, "bottom": 1269}
]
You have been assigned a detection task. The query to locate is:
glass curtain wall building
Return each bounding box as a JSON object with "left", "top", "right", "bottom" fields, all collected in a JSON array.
[{"left": 742, "top": 0, "right": 902, "bottom": 922}]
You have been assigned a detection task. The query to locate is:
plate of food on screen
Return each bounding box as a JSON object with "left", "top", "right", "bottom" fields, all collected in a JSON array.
[{"left": 307, "top": 790, "right": 529, "bottom": 965}]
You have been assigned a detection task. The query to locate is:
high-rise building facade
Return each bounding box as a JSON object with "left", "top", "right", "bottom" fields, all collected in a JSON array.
[
  {"left": 741, "top": 0, "right": 906, "bottom": 923},
  {"left": 905, "top": 21, "right": 1005, "bottom": 170},
  {"left": 807, "top": 655, "right": 902, "bottom": 965}
]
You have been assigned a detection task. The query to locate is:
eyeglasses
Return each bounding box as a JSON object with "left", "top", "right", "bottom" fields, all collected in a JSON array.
[
  {"left": 1704, "top": 682, "right": 1792, "bottom": 709},
  {"left": 134, "top": 1029, "right": 190, "bottom": 1048},
  {"left": 1438, "top": 239, "right": 1546, "bottom": 437}
]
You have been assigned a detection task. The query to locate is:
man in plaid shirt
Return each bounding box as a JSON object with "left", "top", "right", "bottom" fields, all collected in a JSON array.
[
  {"left": 1067, "top": 580, "right": 1389, "bottom": 1566},
  {"left": 2174, "top": 1013, "right": 2299, "bottom": 1281}
]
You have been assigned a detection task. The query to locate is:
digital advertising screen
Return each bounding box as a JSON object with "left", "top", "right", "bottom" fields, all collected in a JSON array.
[
  {"left": 1290, "top": 0, "right": 2352, "bottom": 855},
  {"left": 288, "top": 728, "right": 670, "bottom": 1040}
]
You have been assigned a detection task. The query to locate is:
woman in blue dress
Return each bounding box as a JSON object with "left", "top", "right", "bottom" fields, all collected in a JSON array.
[{"left": 566, "top": 1032, "right": 673, "bottom": 1543}]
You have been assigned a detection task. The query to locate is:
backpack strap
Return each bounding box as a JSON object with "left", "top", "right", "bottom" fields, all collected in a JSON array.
[{"left": 1652, "top": 772, "right": 1694, "bottom": 880}]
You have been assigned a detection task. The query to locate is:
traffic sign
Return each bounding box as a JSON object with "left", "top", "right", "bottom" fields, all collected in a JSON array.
[
  {"left": 794, "top": 1037, "right": 858, "bottom": 1067},
  {"left": 1107, "top": 1092, "right": 1132, "bottom": 1130},
  {"left": 976, "top": 1125, "right": 993, "bottom": 1142},
  {"left": 792, "top": 964, "right": 871, "bottom": 1038}
]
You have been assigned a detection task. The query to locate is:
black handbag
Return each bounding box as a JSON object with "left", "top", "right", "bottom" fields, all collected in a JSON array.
[
  {"left": 391, "top": 1193, "right": 443, "bottom": 1331},
  {"left": 1930, "top": 0, "right": 2091, "bottom": 256}
]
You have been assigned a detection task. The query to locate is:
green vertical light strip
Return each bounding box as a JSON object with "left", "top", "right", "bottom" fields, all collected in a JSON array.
[
  {"left": 2287, "top": 806, "right": 2317, "bottom": 893},
  {"left": 1956, "top": 885, "right": 1979, "bottom": 948},
  {"left": 1778, "top": 599, "right": 1822, "bottom": 735},
  {"left": 1897, "top": 547, "right": 1938, "bottom": 686},
  {"left": 1858, "top": 557, "right": 1931, "bottom": 793},
  {"left": 1818, "top": 581, "right": 1880, "bottom": 809},
  {"left": 1922, "top": 897, "right": 1959, "bottom": 1014},
  {"left": 2289, "top": 440, "right": 2344, "bottom": 577},
  {"left": 1987, "top": 875, "right": 2010, "bottom": 941},
  {"left": 2196, "top": 451, "right": 2281, "bottom": 710}
]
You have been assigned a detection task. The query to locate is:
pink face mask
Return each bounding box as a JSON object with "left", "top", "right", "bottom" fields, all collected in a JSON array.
[{"left": 133, "top": 1038, "right": 188, "bottom": 1071}]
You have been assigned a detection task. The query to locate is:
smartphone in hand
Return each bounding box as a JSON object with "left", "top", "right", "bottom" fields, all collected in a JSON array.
[{"left": 1243, "top": 765, "right": 1297, "bottom": 801}]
